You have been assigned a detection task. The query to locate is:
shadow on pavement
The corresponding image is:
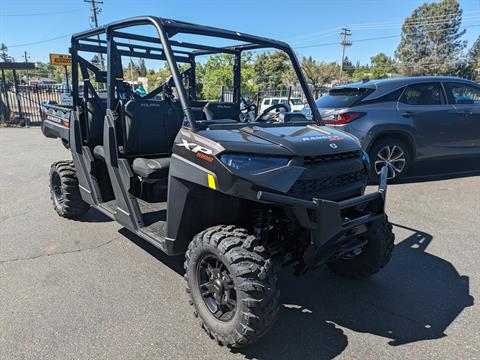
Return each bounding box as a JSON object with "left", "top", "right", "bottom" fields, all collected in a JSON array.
[
  {"left": 396, "top": 155, "right": 480, "bottom": 184},
  {"left": 236, "top": 224, "right": 474, "bottom": 360},
  {"left": 116, "top": 222, "right": 473, "bottom": 360},
  {"left": 118, "top": 228, "right": 185, "bottom": 275}
]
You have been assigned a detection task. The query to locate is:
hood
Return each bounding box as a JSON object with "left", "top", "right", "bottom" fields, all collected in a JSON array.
[{"left": 200, "top": 124, "right": 361, "bottom": 157}]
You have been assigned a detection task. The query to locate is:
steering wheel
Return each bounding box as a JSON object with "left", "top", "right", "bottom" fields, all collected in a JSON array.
[{"left": 255, "top": 103, "right": 291, "bottom": 122}]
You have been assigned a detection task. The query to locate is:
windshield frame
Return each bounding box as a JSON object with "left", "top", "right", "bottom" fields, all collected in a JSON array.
[{"left": 71, "top": 16, "right": 323, "bottom": 130}]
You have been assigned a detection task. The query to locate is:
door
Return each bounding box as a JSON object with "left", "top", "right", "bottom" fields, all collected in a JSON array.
[
  {"left": 397, "top": 82, "right": 455, "bottom": 159},
  {"left": 444, "top": 82, "right": 480, "bottom": 153}
]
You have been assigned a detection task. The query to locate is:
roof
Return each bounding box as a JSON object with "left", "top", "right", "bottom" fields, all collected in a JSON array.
[{"left": 337, "top": 76, "right": 479, "bottom": 100}]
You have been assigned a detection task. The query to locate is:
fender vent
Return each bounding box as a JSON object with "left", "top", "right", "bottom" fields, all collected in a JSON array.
[{"left": 304, "top": 150, "right": 360, "bottom": 166}]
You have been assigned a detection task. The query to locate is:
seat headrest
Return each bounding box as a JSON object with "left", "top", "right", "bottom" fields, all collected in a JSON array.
[{"left": 203, "top": 102, "right": 240, "bottom": 121}]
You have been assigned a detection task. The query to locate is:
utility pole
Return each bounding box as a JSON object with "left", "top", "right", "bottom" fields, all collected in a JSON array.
[
  {"left": 23, "top": 51, "right": 30, "bottom": 84},
  {"left": 84, "top": 0, "right": 105, "bottom": 70},
  {"left": 339, "top": 27, "right": 352, "bottom": 79}
]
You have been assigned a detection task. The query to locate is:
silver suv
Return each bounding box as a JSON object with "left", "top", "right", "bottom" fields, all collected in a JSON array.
[{"left": 302, "top": 76, "right": 480, "bottom": 181}]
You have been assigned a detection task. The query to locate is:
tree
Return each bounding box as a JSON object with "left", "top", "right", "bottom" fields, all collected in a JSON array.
[
  {"left": 254, "top": 51, "right": 291, "bottom": 90},
  {"left": 342, "top": 56, "right": 355, "bottom": 76},
  {"left": 467, "top": 36, "right": 480, "bottom": 80},
  {"left": 395, "top": 0, "right": 467, "bottom": 76},
  {"left": 370, "top": 53, "right": 396, "bottom": 79},
  {"left": 301, "top": 57, "right": 338, "bottom": 97},
  {"left": 138, "top": 58, "right": 147, "bottom": 77},
  {"left": 352, "top": 64, "right": 371, "bottom": 81},
  {"left": 0, "top": 43, "right": 14, "bottom": 62}
]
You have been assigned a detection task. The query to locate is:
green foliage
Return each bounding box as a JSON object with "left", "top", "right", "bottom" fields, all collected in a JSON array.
[
  {"left": 138, "top": 58, "right": 147, "bottom": 77},
  {"left": 467, "top": 36, "right": 480, "bottom": 80},
  {"left": 370, "top": 53, "right": 396, "bottom": 79},
  {"left": 0, "top": 44, "right": 14, "bottom": 62},
  {"left": 395, "top": 0, "right": 466, "bottom": 76},
  {"left": 196, "top": 54, "right": 234, "bottom": 99},
  {"left": 254, "top": 51, "right": 291, "bottom": 90},
  {"left": 301, "top": 57, "right": 338, "bottom": 96}
]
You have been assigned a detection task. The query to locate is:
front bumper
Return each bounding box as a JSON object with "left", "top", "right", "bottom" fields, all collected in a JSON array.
[{"left": 257, "top": 166, "right": 389, "bottom": 273}]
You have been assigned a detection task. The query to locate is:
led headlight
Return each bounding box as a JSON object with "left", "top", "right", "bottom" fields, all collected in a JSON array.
[{"left": 219, "top": 154, "right": 289, "bottom": 175}]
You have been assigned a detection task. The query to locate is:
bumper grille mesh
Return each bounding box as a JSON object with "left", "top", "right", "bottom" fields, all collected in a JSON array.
[
  {"left": 289, "top": 170, "right": 366, "bottom": 196},
  {"left": 304, "top": 150, "right": 361, "bottom": 166}
]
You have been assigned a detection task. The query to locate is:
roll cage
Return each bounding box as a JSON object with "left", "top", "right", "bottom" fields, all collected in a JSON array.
[{"left": 70, "top": 16, "right": 323, "bottom": 130}]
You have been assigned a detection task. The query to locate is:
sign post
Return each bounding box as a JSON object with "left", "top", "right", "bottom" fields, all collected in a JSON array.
[{"left": 49, "top": 54, "right": 72, "bottom": 91}]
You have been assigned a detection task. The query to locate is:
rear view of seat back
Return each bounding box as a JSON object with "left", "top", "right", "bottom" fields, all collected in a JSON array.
[
  {"left": 85, "top": 98, "right": 107, "bottom": 147},
  {"left": 122, "top": 99, "right": 183, "bottom": 157}
]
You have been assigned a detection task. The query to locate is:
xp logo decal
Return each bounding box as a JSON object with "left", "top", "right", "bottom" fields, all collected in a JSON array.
[
  {"left": 177, "top": 139, "right": 213, "bottom": 155},
  {"left": 329, "top": 143, "right": 338, "bottom": 149}
]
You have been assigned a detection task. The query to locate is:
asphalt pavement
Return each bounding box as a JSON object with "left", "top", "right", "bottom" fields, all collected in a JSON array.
[{"left": 1, "top": 128, "right": 479, "bottom": 360}]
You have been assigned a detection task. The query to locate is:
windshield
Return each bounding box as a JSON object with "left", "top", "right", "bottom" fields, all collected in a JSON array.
[
  {"left": 290, "top": 98, "right": 304, "bottom": 105},
  {"left": 315, "top": 87, "right": 373, "bottom": 108}
]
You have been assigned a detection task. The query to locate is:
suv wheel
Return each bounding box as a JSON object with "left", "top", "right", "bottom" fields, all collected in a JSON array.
[
  {"left": 49, "top": 161, "right": 90, "bottom": 218},
  {"left": 184, "top": 225, "right": 279, "bottom": 347},
  {"left": 368, "top": 138, "right": 410, "bottom": 182}
]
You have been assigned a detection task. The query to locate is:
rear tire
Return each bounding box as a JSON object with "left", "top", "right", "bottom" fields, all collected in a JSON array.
[
  {"left": 368, "top": 138, "right": 411, "bottom": 183},
  {"left": 184, "top": 225, "right": 279, "bottom": 347},
  {"left": 328, "top": 217, "right": 394, "bottom": 279},
  {"left": 49, "top": 160, "right": 90, "bottom": 218}
]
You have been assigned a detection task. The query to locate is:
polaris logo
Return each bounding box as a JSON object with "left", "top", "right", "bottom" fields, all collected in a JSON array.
[
  {"left": 329, "top": 143, "right": 338, "bottom": 149},
  {"left": 176, "top": 139, "right": 213, "bottom": 155}
]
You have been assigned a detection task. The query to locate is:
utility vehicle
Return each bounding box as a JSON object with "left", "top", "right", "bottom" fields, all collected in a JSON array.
[{"left": 42, "top": 16, "right": 394, "bottom": 347}]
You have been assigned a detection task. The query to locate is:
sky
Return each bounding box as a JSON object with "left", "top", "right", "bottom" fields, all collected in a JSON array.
[{"left": 1, "top": 0, "right": 479, "bottom": 68}]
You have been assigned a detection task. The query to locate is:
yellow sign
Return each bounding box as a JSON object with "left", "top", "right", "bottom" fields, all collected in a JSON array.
[{"left": 49, "top": 53, "right": 71, "bottom": 66}]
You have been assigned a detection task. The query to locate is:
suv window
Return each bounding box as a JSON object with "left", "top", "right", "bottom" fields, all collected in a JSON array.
[
  {"left": 445, "top": 82, "right": 480, "bottom": 105},
  {"left": 400, "top": 82, "right": 444, "bottom": 105},
  {"left": 272, "top": 99, "right": 279, "bottom": 105},
  {"left": 315, "top": 87, "right": 373, "bottom": 108},
  {"left": 264, "top": 99, "right": 270, "bottom": 105},
  {"left": 360, "top": 87, "right": 405, "bottom": 105}
]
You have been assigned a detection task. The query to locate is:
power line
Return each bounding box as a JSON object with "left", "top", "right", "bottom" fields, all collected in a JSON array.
[
  {"left": 294, "top": 24, "right": 480, "bottom": 50},
  {"left": 0, "top": 8, "right": 84, "bottom": 17},
  {"left": 7, "top": 34, "right": 72, "bottom": 48}
]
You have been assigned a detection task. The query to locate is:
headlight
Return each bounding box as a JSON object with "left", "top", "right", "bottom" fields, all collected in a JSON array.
[{"left": 219, "top": 154, "right": 289, "bottom": 175}]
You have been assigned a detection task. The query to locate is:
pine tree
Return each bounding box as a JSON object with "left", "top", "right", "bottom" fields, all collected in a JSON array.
[
  {"left": 395, "top": 0, "right": 466, "bottom": 76},
  {"left": 467, "top": 36, "right": 480, "bottom": 80}
]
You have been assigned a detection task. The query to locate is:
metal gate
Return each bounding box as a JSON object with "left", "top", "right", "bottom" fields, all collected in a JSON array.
[{"left": 0, "top": 83, "right": 63, "bottom": 126}]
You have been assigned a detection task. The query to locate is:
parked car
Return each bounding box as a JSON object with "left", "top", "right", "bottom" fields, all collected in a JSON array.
[
  {"left": 260, "top": 97, "right": 305, "bottom": 112},
  {"left": 302, "top": 76, "right": 480, "bottom": 181}
]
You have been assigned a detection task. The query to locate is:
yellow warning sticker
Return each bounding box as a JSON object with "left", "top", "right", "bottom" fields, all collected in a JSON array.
[{"left": 207, "top": 173, "right": 216, "bottom": 190}]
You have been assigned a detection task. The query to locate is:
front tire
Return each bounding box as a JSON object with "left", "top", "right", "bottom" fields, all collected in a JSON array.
[
  {"left": 184, "top": 225, "right": 279, "bottom": 347},
  {"left": 368, "top": 138, "right": 411, "bottom": 183},
  {"left": 49, "top": 160, "right": 90, "bottom": 218},
  {"left": 328, "top": 218, "right": 394, "bottom": 279}
]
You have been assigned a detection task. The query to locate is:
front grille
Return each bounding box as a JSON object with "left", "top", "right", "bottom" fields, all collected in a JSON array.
[
  {"left": 289, "top": 170, "right": 366, "bottom": 196},
  {"left": 304, "top": 150, "right": 361, "bottom": 166}
]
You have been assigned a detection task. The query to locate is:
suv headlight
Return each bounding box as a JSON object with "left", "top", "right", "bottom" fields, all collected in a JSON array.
[{"left": 219, "top": 154, "right": 289, "bottom": 175}]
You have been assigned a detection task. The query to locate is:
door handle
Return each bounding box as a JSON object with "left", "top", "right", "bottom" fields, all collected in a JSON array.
[{"left": 401, "top": 111, "right": 414, "bottom": 118}]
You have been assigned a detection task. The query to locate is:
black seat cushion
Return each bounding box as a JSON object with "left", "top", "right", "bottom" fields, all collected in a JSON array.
[
  {"left": 203, "top": 102, "right": 240, "bottom": 121},
  {"left": 122, "top": 99, "right": 183, "bottom": 157},
  {"left": 132, "top": 157, "right": 170, "bottom": 179}
]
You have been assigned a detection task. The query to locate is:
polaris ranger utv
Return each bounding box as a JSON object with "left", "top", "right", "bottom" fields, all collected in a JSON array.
[{"left": 42, "top": 16, "right": 394, "bottom": 347}]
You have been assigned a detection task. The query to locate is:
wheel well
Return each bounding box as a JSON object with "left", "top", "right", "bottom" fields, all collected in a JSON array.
[{"left": 368, "top": 132, "right": 416, "bottom": 161}]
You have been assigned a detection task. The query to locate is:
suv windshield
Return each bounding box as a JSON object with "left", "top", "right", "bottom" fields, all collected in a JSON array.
[{"left": 315, "top": 88, "right": 373, "bottom": 108}]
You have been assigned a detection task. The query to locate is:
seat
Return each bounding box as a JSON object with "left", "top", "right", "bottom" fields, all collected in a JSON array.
[
  {"left": 132, "top": 157, "right": 170, "bottom": 179},
  {"left": 85, "top": 98, "right": 107, "bottom": 147},
  {"left": 203, "top": 101, "right": 240, "bottom": 121},
  {"left": 121, "top": 99, "right": 183, "bottom": 179}
]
